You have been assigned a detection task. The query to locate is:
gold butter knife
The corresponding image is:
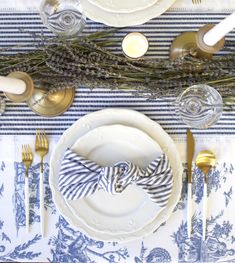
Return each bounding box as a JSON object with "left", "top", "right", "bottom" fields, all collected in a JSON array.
[{"left": 187, "top": 128, "right": 195, "bottom": 237}]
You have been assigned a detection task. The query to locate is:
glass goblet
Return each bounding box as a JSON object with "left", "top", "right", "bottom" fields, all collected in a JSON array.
[
  {"left": 174, "top": 84, "right": 223, "bottom": 129},
  {"left": 40, "top": 0, "right": 86, "bottom": 38}
]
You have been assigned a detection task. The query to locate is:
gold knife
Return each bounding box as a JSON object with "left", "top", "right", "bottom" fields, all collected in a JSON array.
[
  {"left": 187, "top": 129, "right": 194, "bottom": 184},
  {"left": 187, "top": 128, "right": 195, "bottom": 237}
]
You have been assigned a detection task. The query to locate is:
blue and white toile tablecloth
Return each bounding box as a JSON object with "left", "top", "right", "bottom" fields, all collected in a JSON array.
[{"left": 1, "top": 1, "right": 235, "bottom": 262}]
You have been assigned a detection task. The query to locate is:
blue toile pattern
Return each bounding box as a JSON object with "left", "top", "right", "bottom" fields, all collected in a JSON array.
[
  {"left": 0, "top": 158, "right": 234, "bottom": 262},
  {"left": 48, "top": 216, "right": 130, "bottom": 263},
  {"left": 14, "top": 162, "right": 56, "bottom": 233},
  {"left": 172, "top": 211, "right": 235, "bottom": 262},
  {"left": 175, "top": 163, "right": 234, "bottom": 211},
  {"left": 134, "top": 242, "right": 171, "bottom": 263},
  {"left": 0, "top": 234, "right": 41, "bottom": 262}
]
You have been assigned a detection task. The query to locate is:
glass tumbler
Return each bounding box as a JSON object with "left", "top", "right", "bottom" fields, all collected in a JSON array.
[
  {"left": 40, "top": 0, "right": 86, "bottom": 38},
  {"left": 174, "top": 84, "right": 223, "bottom": 129}
]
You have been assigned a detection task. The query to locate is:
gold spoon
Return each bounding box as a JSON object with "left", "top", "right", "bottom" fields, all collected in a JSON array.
[{"left": 196, "top": 150, "right": 216, "bottom": 241}]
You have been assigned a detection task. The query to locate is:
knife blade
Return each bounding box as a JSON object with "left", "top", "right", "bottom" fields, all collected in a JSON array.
[{"left": 187, "top": 128, "right": 195, "bottom": 184}]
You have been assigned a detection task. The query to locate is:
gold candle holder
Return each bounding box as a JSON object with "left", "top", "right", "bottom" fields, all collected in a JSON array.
[
  {"left": 3, "top": 71, "right": 75, "bottom": 117},
  {"left": 170, "top": 24, "right": 225, "bottom": 60},
  {"left": 27, "top": 87, "right": 75, "bottom": 117}
]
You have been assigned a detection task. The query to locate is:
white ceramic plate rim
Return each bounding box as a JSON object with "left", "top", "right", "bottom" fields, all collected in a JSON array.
[
  {"left": 66, "top": 124, "right": 164, "bottom": 234},
  {"left": 80, "top": 0, "right": 177, "bottom": 27},
  {"left": 88, "top": 0, "right": 158, "bottom": 14},
  {"left": 49, "top": 108, "right": 183, "bottom": 242}
]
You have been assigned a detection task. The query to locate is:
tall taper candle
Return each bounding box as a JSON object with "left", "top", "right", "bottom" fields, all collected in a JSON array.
[
  {"left": 0, "top": 76, "right": 26, "bottom": 94},
  {"left": 203, "top": 12, "right": 235, "bottom": 46}
]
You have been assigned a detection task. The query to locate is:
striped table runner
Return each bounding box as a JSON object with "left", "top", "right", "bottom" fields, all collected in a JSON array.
[{"left": 0, "top": 12, "right": 235, "bottom": 136}]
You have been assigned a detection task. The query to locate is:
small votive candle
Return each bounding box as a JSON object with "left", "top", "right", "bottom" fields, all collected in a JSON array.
[{"left": 122, "top": 32, "right": 149, "bottom": 59}]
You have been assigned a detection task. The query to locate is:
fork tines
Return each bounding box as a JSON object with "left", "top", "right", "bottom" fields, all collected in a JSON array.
[
  {"left": 22, "top": 144, "right": 33, "bottom": 162},
  {"left": 35, "top": 130, "right": 48, "bottom": 149},
  {"left": 192, "top": 0, "right": 201, "bottom": 3}
]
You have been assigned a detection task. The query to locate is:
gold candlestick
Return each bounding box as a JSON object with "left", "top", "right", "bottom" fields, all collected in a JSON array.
[
  {"left": 170, "top": 24, "right": 225, "bottom": 60},
  {"left": 27, "top": 87, "right": 75, "bottom": 117}
]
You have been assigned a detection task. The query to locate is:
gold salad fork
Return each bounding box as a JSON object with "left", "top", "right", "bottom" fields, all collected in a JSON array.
[
  {"left": 192, "top": 0, "right": 201, "bottom": 4},
  {"left": 35, "top": 130, "right": 49, "bottom": 237},
  {"left": 22, "top": 144, "right": 33, "bottom": 232}
]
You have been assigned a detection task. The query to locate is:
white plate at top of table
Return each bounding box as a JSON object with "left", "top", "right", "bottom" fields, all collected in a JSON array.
[
  {"left": 66, "top": 124, "right": 164, "bottom": 234},
  {"left": 88, "top": 0, "right": 158, "bottom": 13},
  {"left": 80, "top": 0, "right": 177, "bottom": 27},
  {"left": 49, "top": 108, "right": 183, "bottom": 242}
]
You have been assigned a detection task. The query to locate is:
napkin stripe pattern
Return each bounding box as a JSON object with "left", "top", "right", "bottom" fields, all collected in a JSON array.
[{"left": 59, "top": 149, "right": 173, "bottom": 207}]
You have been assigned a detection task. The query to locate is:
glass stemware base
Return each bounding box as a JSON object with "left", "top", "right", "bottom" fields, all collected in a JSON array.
[{"left": 175, "top": 84, "right": 223, "bottom": 129}]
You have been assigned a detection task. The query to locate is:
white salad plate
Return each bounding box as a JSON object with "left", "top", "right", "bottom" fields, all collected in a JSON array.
[
  {"left": 50, "top": 108, "right": 183, "bottom": 242},
  {"left": 80, "top": 0, "right": 177, "bottom": 27},
  {"left": 88, "top": 0, "right": 158, "bottom": 13},
  {"left": 66, "top": 125, "right": 164, "bottom": 234}
]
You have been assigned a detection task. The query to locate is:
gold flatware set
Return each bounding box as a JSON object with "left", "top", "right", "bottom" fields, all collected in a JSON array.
[
  {"left": 187, "top": 128, "right": 216, "bottom": 240},
  {"left": 22, "top": 125, "right": 214, "bottom": 241},
  {"left": 21, "top": 130, "right": 49, "bottom": 236}
]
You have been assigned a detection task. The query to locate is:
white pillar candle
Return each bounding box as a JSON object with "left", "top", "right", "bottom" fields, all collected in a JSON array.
[
  {"left": 0, "top": 76, "right": 26, "bottom": 94},
  {"left": 122, "top": 32, "right": 148, "bottom": 59},
  {"left": 203, "top": 12, "right": 235, "bottom": 46}
]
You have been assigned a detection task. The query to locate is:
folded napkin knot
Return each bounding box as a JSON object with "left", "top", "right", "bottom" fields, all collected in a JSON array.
[
  {"left": 59, "top": 149, "right": 173, "bottom": 207},
  {"left": 99, "top": 161, "right": 142, "bottom": 194}
]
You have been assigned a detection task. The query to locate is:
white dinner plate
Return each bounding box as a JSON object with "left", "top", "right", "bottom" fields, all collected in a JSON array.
[
  {"left": 50, "top": 108, "right": 183, "bottom": 242},
  {"left": 66, "top": 125, "right": 164, "bottom": 234},
  {"left": 80, "top": 0, "right": 177, "bottom": 27},
  {"left": 88, "top": 0, "right": 158, "bottom": 13}
]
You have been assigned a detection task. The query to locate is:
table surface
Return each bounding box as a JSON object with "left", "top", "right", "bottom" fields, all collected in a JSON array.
[{"left": 0, "top": 5, "right": 235, "bottom": 263}]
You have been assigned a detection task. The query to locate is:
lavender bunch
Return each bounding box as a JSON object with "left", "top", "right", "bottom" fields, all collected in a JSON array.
[{"left": 0, "top": 29, "right": 234, "bottom": 99}]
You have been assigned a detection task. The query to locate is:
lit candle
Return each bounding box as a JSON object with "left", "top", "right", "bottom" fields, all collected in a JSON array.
[
  {"left": 122, "top": 32, "right": 148, "bottom": 59},
  {"left": 203, "top": 12, "right": 235, "bottom": 46},
  {"left": 0, "top": 76, "right": 26, "bottom": 94}
]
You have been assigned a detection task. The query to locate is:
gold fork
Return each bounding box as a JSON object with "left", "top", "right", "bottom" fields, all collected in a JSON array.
[
  {"left": 22, "top": 144, "right": 33, "bottom": 232},
  {"left": 192, "top": 0, "right": 201, "bottom": 3},
  {"left": 35, "top": 130, "right": 49, "bottom": 237}
]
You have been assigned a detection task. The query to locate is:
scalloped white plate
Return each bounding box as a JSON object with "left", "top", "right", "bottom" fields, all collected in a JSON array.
[
  {"left": 88, "top": 0, "right": 158, "bottom": 13},
  {"left": 66, "top": 125, "right": 164, "bottom": 234},
  {"left": 80, "top": 0, "right": 177, "bottom": 27},
  {"left": 49, "top": 109, "right": 183, "bottom": 242}
]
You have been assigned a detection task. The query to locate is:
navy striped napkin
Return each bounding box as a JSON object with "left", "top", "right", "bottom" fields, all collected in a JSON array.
[{"left": 59, "top": 149, "right": 173, "bottom": 207}]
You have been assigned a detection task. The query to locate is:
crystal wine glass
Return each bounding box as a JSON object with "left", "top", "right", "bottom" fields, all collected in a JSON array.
[
  {"left": 174, "top": 84, "right": 223, "bottom": 129},
  {"left": 40, "top": 0, "right": 86, "bottom": 38}
]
